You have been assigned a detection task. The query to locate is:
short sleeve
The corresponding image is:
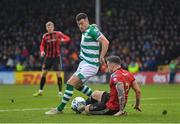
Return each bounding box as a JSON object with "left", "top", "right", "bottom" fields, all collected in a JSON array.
[
  {"left": 89, "top": 26, "right": 102, "bottom": 40},
  {"left": 42, "top": 34, "right": 46, "bottom": 39},
  {"left": 111, "top": 74, "right": 123, "bottom": 85},
  {"left": 56, "top": 31, "right": 62, "bottom": 39}
]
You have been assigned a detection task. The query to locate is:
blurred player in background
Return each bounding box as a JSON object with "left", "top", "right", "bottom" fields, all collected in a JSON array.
[
  {"left": 45, "top": 13, "right": 109, "bottom": 114},
  {"left": 33, "top": 21, "right": 70, "bottom": 97},
  {"left": 84, "top": 56, "right": 141, "bottom": 116}
]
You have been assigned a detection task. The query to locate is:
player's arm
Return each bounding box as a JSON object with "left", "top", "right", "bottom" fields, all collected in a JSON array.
[
  {"left": 132, "top": 80, "right": 142, "bottom": 112},
  {"left": 90, "top": 26, "right": 109, "bottom": 64},
  {"left": 98, "top": 35, "right": 109, "bottom": 64},
  {"left": 59, "top": 32, "right": 71, "bottom": 43},
  {"left": 114, "top": 81, "right": 126, "bottom": 116},
  {"left": 40, "top": 35, "right": 46, "bottom": 57}
]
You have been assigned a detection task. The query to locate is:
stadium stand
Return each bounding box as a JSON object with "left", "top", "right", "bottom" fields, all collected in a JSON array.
[{"left": 0, "top": 0, "right": 179, "bottom": 72}]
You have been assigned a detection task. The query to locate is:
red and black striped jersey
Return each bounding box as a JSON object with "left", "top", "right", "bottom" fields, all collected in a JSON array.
[
  {"left": 40, "top": 31, "right": 70, "bottom": 58},
  {"left": 106, "top": 68, "right": 135, "bottom": 111}
]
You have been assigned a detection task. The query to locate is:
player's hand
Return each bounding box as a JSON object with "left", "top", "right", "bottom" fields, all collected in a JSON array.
[
  {"left": 134, "top": 105, "right": 142, "bottom": 112},
  {"left": 100, "top": 56, "right": 105, "bottom": 64},
  {"left": 114, "top": 111, "right": 127, "bottom": 116},
  {"left": 40, "top": 51, "right": 45, "bottom": 57}
]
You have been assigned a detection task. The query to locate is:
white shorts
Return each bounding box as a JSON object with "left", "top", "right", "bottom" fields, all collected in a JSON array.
[{"left": 74, "top": 61, "right": 99, "bottom": 82}]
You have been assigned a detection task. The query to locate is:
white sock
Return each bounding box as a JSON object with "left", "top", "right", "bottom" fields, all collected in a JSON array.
[
  {"left": 58, "top": 92, "right": 62, "bottom": 95},
  {"left": 39, "top": 90, "right": 43, "bottom": 93}
]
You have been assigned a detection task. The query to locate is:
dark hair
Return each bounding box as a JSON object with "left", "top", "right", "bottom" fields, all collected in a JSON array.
[
  {"left": 106, "top": 56, "right": 121, "bottom": 65},
  {"left": 76, "top": 13, "right": 88, "bottom": 21}
]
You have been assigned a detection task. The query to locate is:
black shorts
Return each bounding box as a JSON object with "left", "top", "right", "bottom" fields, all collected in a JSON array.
[
  {"left": 42, "top": 56, "right": 62, "bottom": 71},
  {"left": 88, "top": 92, "right": 119, "bottom": 115}
]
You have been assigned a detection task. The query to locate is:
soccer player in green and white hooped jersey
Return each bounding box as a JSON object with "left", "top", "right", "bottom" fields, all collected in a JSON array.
[{"left": 45, "top": 13, "right": 109, "bottom": 115}]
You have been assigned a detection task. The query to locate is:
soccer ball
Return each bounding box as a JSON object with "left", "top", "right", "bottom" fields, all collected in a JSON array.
[{"left": 71, "top": 97, "right": 86, "bottom": 114}]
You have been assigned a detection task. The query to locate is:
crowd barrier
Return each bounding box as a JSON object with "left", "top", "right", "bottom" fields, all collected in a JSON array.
[
  {"left": 0, "top": 71, "right": 179, "bottom": 84},
  {"left": 0, "top": 71, "right": 64, "bottom": 84},
  {"left": 85, "top": 72, "right": 180, "bottom": 84},
  {"left": 134, "top": 72, "right": 180, "bottom": 84}
]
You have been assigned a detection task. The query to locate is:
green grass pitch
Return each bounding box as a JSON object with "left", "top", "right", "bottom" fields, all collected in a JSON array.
[{"left": 0, "top": 84, "right": 180, "bottom": 123}]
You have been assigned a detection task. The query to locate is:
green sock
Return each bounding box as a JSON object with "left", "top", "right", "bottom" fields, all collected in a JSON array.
[
  {"left": 78, "top": 85, "right": 92, "bottom": 96},
  {"left": 57, "top": 84, "right": 74, "bottom": 111}
]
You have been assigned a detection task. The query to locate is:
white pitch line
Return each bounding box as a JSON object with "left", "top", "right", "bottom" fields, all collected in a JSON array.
[
  {"left": 0, "top": 97, "right": 179, "bottom": 112},
  {"left": 1, "top": 103, "right": 179, "bottom": 113},
  {"left": 128, "top": 97, "right": 180, "bottom": 102},
  {"left": 0, "top": 107, "right": 72, "bottom": 112},
  {"left": 0, "top": 108, "right": 50, "bottom": 112}
]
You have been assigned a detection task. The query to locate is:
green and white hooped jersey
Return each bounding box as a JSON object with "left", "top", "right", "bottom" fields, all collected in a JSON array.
[{"left": 79, "top": 24, "right": 102, "bottom": 67}]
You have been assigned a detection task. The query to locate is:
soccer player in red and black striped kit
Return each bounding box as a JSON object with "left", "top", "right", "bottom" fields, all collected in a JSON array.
[
  {"left": 84, "top": 56, "right": 142, "bottom": 116},
  {"left": 33, "top": 21, "right": 70, "bottom": 97}
]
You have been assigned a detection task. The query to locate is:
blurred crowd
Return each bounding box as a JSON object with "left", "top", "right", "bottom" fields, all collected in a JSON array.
[
  {"left": 102, "top": 0, "right": 180, "bottom": 71},
  {"left": 0, "top": 0, "right": 179, "bottom": 72}
]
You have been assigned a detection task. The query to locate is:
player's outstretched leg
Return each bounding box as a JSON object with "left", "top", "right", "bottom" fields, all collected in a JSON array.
[
  {"left": 79, "top": 91, "right": 104, "bottom": 112},
  {"left": 45, "top": 75, "right": 80, "bottom": 115},
  {"left": 76, "top": 85, "right": 92, "bottom": 97},
  {"left": 33, "top": 71, "right": 47, "bottom": 97},
  {"left": 57, "top": 84, "right": 73, "bottom": 110}
]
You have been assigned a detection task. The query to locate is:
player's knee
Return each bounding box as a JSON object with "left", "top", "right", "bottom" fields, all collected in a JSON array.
[
  {"left": 85, "top": 105, "right": 90, "bottom": 113},
  {"left": 91, "top": 91, "right": 101, "bottom": 100},
  {"left": 56, "top": 72, "right": 61, "bottom": 77},
  {"left": 67, "top": 75, "right": 80, "bottom": 86},
  {"left": 74, "top": 82, "right": 83, "bottom": 90},
  {"left": 74, "top": 85, "right": 81, "bottom": 90},
  {"left": 67, "top": 79, "right": 76, "bottom": 87},
  {"left": 67, "top": 79, "right": 71, "bottom": 85},
  {"left": 57, "top": 76, "right": 62, "bottom": 81},
  {"left": 42, "top": 71, "right": 47, "bottom": 77}
]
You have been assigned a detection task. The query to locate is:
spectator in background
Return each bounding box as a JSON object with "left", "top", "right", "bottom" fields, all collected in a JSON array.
[
  {"left": 16, "top": 61, "right": 25, "bottom": 71},
  {"left": 169, "top": 59, "right": 178, "bottom": 84},
  {"left": 6, "top": 56, "right": 14, "bottom": 71},
  {"left": 0, "top": 0, "right": 179, "bottom": 72},
  {"left": 128, "top": 60, "right": 139, "bottom": 73}
]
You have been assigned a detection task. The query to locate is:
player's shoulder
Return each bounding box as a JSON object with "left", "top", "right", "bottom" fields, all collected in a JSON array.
[
  {"left": 111, "top": 71, "right": 122, "bottom": 79},
  {"left": 90, "top": 24, "right": 98, "bottom": 28},
  {"left": 119, "top": 69, "right": 133, "bottom": 76},
  {"left": 119, "top": 69, "right": 135, "bottom": 81},
  {"left": 111, "top": 71, "right": 125, "bottom": 84},
  {"left": 110, "top": 73, "right": 118, "bottom": 83},
  {"left": 110, "top": 72, "right": 122, "bottom": 84},
  {"left": 54, "top": 31, "right": 62, "bottom": 34},
  {"left": 51, "top": 31, "right": 61, "bottom": 35},
  {"left": 113, "top": 69, "right": 130, "bottom": 78},
  {"left": 86, "top": 24, "right": 101, "bottom": 39},
  {"left": 42, "top": 33, "right": 49, "bottom": 38},
  {"left": 90, "top": 24, "right": 99, "bottom": 30},
  {"left": 111, "top": 69, "right": 135, "bottom": 83},
  {"left": 111, "top": 70, "right": 121, "bottom": 79}
]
